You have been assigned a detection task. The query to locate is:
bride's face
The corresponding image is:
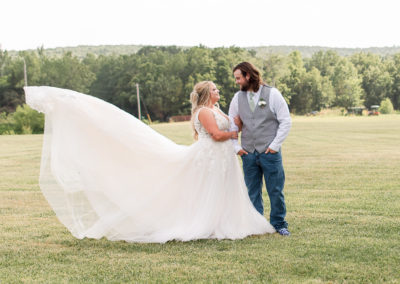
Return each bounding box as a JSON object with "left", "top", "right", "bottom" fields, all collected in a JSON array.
[{"left": 209, "top": 83, "right": 220, "bottom": 104}]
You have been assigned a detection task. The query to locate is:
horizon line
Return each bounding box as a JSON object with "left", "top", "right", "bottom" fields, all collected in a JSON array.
[{"left": 2, "top": 43, "right": 400, "bottom": 52}]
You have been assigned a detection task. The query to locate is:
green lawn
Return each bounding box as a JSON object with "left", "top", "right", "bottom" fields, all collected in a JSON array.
[{"left": 1, "top": 115, "right": 399, "bottom": 283}]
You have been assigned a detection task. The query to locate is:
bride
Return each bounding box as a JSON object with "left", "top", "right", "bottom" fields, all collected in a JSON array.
[{"left": 24, "top": 81, "right": 275, "bottom": 243}]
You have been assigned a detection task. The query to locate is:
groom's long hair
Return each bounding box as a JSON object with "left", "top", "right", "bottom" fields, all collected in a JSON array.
[{"left": 233, "top": 62, "right": 264, "bottom": 92}]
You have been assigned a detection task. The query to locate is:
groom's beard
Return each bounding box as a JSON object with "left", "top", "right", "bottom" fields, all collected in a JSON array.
[{"left": 240, "top": 81, "right": 250, "bottom": 91}]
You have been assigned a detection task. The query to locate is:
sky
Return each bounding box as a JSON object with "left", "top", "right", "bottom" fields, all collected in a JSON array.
[{"left": 1, "top": 0, "right": 400, "bottom": 51}]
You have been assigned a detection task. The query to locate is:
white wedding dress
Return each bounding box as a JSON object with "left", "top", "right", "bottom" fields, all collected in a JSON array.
[{"left": 24, "top": 86, "right": 275, "bottom": 243}]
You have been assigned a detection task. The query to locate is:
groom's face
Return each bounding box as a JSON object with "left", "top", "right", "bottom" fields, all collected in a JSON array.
[{"left": 234, "top": 69, "right": 250, "bottom": 91}]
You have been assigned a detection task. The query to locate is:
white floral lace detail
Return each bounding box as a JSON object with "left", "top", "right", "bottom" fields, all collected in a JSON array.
[
  {"left": 194, "top": 107, "right": 230, "bottom": 139},
  {"left": 193, "top": 107, "right": 232, "bottom": 177}
]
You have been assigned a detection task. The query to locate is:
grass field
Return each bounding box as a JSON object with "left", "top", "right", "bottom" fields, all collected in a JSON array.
[{"left": 1, "top": 115, "right": 400, "bottom": 283}]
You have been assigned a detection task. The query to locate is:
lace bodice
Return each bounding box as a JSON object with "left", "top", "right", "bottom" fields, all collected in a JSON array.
[{"left": 194, "top": 107, "right": 230, "bottom": 139}]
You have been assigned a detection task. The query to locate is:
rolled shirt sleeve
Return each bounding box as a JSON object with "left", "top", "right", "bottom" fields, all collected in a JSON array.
[
  {"left": 268, "top": 88, "right": 292, "bottom": 152},
  {"left": 228, "top": 92, "right": 243, "bottom": 153}
]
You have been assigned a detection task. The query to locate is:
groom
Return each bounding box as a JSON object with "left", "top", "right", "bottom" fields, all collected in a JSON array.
[{"left": 229, "top": 62, "right": 292, "bottom": 236}]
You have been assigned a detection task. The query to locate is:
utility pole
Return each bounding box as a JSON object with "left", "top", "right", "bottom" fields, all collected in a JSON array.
[
  {"left": 136, "top": 83, "right": 141, "bottom": 120},
  {"left": 0, "top": 44, "right": 4, "bottom": 77},
  {"left": 23, "top": 58, "right": 28, "bottom": 87}
]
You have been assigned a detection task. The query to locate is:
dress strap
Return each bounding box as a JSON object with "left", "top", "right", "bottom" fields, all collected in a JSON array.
[{"left": 196, "top": 107, "right": 216, "bottom": 121}]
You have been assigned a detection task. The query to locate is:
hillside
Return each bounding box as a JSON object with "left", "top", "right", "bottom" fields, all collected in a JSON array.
[
  {"left": 6, "top": 44, "right": 400, "bottom": 58},
  {"left": 249, "top": 45, "right": 400, "bottom": 58}
]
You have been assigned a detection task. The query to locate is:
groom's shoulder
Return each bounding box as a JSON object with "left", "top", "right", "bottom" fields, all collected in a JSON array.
[
  {"left": 262, "top": 85, "right": 281, "bottom": 95},
  {"left": 232, "top": 90, "right": 242, "bottom": 99},
  {"left": 261, "top": 84, "right": 273, "bottom": 91},
  {"left": 260, "top": 84, "right": 274, "bottom": 95}
]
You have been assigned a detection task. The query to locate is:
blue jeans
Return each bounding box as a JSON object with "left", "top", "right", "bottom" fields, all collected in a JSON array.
[{"left": 241, "top": 150, "right": 288, "bottom": 230}]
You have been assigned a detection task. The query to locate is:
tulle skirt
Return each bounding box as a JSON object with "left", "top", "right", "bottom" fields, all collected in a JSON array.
[{"left": 24, "top": 86, "right": 275, "bottom": 243}]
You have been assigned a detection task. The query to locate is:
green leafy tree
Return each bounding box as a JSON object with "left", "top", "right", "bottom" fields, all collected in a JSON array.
[
  {"left": 379, "top": 98, "right": 394, "bottom": 114},
  {"left": 1, "top": 50, "right": 43, "bottom": 113},
  {"left": 262, "top": 53, "right": 287, "bottom": 87},
  {"left": 304, "top": 67, "right": 334, "bottom": 112},
  {"left": 308, "top": 51, "right": 363, "bottom": 109},
  {"left": 182, "top": 46, "right": 216, "bottom": 96},
  {"left": 307, "top": 50, "right": 341, "bottom": 77},
  {"left": 351, "top": 53, "right": 392, "bottom": 108},
  {"left": 89, "top": 55, "right": 126, "bottom": 105},
  {"left": 280, "top": 51, "right": 306, "bottom": 113},
  {"left": 331, "top": 58, "right": 363, "bottom": 108},
  {"left": 386, "top": 54, "right": 400, "bottom": 109},
  {"left": 39, "top": 52, "right": 95, "bottom": 93},
  {"left": 0, "top": 54, "right": 31, "bottom": 112}
]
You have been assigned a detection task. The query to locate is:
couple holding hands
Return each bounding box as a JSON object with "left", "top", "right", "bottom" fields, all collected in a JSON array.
[{"left": 25, "top": 61, "right": 291, "bottom": 243}]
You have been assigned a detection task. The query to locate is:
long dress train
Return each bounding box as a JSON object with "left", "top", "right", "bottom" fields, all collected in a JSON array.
[{"left": 24, "top": 86, "right": 275, "bottom": 243}]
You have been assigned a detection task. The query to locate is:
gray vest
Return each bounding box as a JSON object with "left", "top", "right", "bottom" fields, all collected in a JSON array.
[{"left": 238, "top": 85, "right": 279, "bottom": 153}]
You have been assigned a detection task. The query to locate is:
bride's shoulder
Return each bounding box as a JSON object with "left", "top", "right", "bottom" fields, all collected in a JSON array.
[
  {"left": 197, "top": 107, "right": 215, "bottom": 118},
  {"left": 198, "top": 107, "right": 220, "bottom": 123}
]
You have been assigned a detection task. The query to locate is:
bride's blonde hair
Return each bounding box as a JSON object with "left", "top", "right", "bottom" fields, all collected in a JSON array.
[{"left": 190, "top": 81, "right": 218, "bottom": 140}]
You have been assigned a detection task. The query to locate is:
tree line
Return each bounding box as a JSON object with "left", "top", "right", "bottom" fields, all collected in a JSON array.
[
  {"left": 8, "top": 45, "right": 400, "bottom": 60},
  {"left": 1, "top": 45, "right": 399, "bottom": 132}
]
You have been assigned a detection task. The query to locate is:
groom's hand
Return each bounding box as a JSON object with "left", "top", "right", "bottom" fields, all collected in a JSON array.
[
  {"left": 237, "top": 149, "right": 248, "bottom": 156},
  {"left": 265, "top": 148, "right": 277, "bottom": 154},
  {"left": 234, "top": 115, "right": 243, "bottom": 131}
]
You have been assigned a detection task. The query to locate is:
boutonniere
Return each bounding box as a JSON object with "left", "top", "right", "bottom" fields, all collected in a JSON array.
[{"left": 258, "top": 98, "right": 267, "bottom": 108}]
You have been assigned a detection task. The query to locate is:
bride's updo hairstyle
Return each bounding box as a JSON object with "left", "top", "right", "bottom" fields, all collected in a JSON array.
[{"left": 190, "top": 81, "right": 214, "bottom": 140}]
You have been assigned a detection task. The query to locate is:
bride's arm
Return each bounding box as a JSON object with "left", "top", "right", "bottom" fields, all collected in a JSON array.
[{"left": 198, "top": 108, "right": 238, "bottom": 141}]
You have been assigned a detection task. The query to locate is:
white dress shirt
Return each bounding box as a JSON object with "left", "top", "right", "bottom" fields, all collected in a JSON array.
[{"left": 228, "top": 86, "right": 292, "bottom": 153}]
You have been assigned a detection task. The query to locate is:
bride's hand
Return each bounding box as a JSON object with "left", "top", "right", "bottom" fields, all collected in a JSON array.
[{"left": 234, "top": 115, "right": 243, "bottom": 131}]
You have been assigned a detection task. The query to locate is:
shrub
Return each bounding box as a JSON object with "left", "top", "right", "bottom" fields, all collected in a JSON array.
[
  {"left": 0, "top": 112, "right": 15, "bottom": 134},
  {"left": 11, "top": 104, "right": 44, "bottom": 134},
  {"left": 379, "top": 98, "right": 394, "bottom": 114}
]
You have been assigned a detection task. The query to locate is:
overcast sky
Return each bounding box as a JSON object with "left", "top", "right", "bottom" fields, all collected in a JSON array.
[{"left": 1, "top": 0, "right": 400, "bottom": 51}]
